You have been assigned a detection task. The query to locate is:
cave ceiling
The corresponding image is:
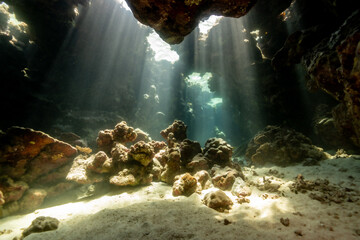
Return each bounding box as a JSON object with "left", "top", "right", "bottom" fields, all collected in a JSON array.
[{"left": 124, "top": 0, "right": 257, "bottom": 44}]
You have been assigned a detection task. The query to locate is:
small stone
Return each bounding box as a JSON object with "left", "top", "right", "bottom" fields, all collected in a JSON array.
[
  {"left": 294, "top": 230, "right": 303, "bottom": 236},
  {"left": 22, "top": 216, "right": 60, "bottom": 238},
  {"left": 280, "top": 217, "right": 290, "bottom": 227},
  {"left": 223, "top": 219, "right": 231, "bottom": 225}
]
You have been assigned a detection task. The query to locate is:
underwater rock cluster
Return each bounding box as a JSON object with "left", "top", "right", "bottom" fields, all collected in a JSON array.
[
  {"left": 0, "top": 127, "right": 77, "bottom": 217},
  {"left": 0, "top": 120, "right": 251, "bottom": 216},
  {"left": 124, "top": 0, "right": 256, "bottom": 44},
  {"left": 245, "top": 125, "right": 328, "bottom": 166}
]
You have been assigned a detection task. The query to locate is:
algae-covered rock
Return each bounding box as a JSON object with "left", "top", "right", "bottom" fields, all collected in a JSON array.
[
  {"left": 203, "top": 190, "right": 233, "bottom": 212},
  {"left": 210, "top": 165, "right": 241, "bottom": 191},
  {"left": 180, "top": 139, "right": 202, "bottom": 164},
  {"left": 87, "top": 151, "right": 110, "bottom": 173},
  {"left": 113, "top": 121, "right": 137, "bottom": 143},
  {"left": 186, "top": 154, "right": 209, "bottom": 173},
  {"left": 0, "top": 127, "right": 77, "bottom": 180},
  {"left": 194, "top": 170, "right": 212, "bottom": 191},
  {"left": 203, "top": 138, "right": 233, "bottom": 167},
  {"left": 161, "top": 120, "right": 188, "bottom": 143},
  {"left": 128, "top": 141, "right": 155, "bottom": 167},
  {"left": 96, "top": 129, "right": 114, "bottom": 154},
  {"left": 245, "top": 126, "right": 328, "bottom": 166},
  {"left": 22, "top": 216, "right": 60, "bottom": 238},
  {"left": 66, "top": 155, "right": 104, "bottom": 184},
  {"left": 172, "top": 173, "right": 197, "bottom": 197},
  {"left": 109, "top": 164, "right": 152, "bottom": 187},
  {"left": 160, "top": 148, "right": 181, "bottom": 184}
]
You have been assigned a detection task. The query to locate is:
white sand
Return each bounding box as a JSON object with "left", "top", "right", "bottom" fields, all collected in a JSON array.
[{"left": 1, "top": 156, "right": 360, "bottom": 240}]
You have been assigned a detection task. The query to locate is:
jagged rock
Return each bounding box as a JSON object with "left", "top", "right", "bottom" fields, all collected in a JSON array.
[
  {"left": 87, "top": 151, "right": 110, "bottom": 173},
  {"left": 231, "top": 177, "right": 252, "bottom": 197},
  {"left": 153, "top": 149, "right": 168, "bottom": 167},
  {"left": 19, "top": 188, "right": 47, "bottom": 212},
  {"left": 149, "top": 140, "right": 167, "bottom": 153},
  {"left": 160, "top": 120, "right": 187, "bottom": 144},
  {"left": 194, "top": 170, "right": 212, "bottom": 191},
  {"left": 96, "top": 129, "right": 114, "bottom": 154},
  {"left": 203, "top": 138, "right": 233, "bottom": 167},
  {"left": 109, "top": 164, "right": 152, "bottom": 186},
  {"left": 21, "top": 141, "right": 78, "bottom": 183},
  {"left": 245, "top": 125, "right": 328, "bottom": 166},
  {"left": 210, "top": 165, "right": 240, "bottom": 191},
  {"left": 303, "top": 10, "right": 360, "bottom": 147},
  {"left": 125, "top": 0, "right": 256, "bottom": 44},
  {"left": 132, "top": 128, "right": 151, "bottom": 143},
  {"left": 128, "top": 141, "right": 154, "bottom": 166},
  {"left": 22, "top": 216, "right": 60, "bottom": 238},
  {"left": 66, "top": 155, "right": 104, "bottom": 184},
  {"left": 180, "top": 139, "right": 202, "bottom": 164},
  {"left": 186, "top": 154, "right": 209, "bottom": 173},
  {"left": 203, "top": 190, "right": 233, "bottom": 212},
  {"left": 160, "top": 148, "right": 181, "bottom": 184},
  {"left": 0, "top": 176, "right": 28, "bottom": 204},
  {"left": 0, "top": 127, "right": 76, "bottom": 180},
  {"left": 172, "top": 173, "right": 197, "bottom": 197},
  {"left": 111, "top": 143, "right": 129, "bottom": 166},
  {"left": 113, "top": 121, "right": 137, "bottom": 143}
]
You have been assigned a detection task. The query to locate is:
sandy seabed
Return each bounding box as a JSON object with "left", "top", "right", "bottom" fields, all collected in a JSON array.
[{"left": 1, "top": 157, "right": 360, "bottom": 240}]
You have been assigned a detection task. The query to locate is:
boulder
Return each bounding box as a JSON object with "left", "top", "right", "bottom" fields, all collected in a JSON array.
[
  {"left": 180, "top": 139, "right": 202, "bottom": 164},
  {"left": 113, "top": 121, "right": 137, "bottom": 143},
  {"left": 186, "top": 154, "right": 209, "bottom": 173},
  {"left": 210, "top": 165, "right": 240, "bottom": 191},
  {"left": 160, "top": 148, "right": 181, "bottom": 184},
  {"left": 0, "top": 127, "right": 77, "bottom": 180},
  {"left": 22, "top": 216, "right": 60, "bottom": 238},
  {"left": 194, "top": 170, "right": 212, "bottom": 191},
  {"left": 172, "top": 173, "right": 197, "bottom": 197},
  {"left": 128, "top": 141, "right": 155, "bottom": 167},
  {"left": 109, "top": 164, "right": 152, "bottom": 187},
  {"left": 245, "top": 125, "right": 328, "bottom": 166},
  {"left": 203, "top": 138, "right": 233, "bottom": 167},
  {"left": 160, "top": 120, "right": 188, "bottom": 144},
  {"left": 203, "top": 190, "right": 233, "bottom": 212},
  {"left": 66, "top": 155, "right": 104, "bottom": 184}
]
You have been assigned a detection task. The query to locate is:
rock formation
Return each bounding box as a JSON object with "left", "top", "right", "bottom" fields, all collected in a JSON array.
[
  {"left": 125, "top": 0, "right": 257, "bottom": 44},
  {"left": 0, "top": 127, "right": 77, "bottom": 217},
  {"left": 245, "top": 125, "right": 328, "bottom": 166},
  {"left": 203, "top": 189, "right": 233, "bottom": 212}
]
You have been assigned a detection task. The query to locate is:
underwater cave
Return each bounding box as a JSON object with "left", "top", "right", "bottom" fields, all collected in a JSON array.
[{"left": 0, "top": 0, "right": 360, "bottom": 239}]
